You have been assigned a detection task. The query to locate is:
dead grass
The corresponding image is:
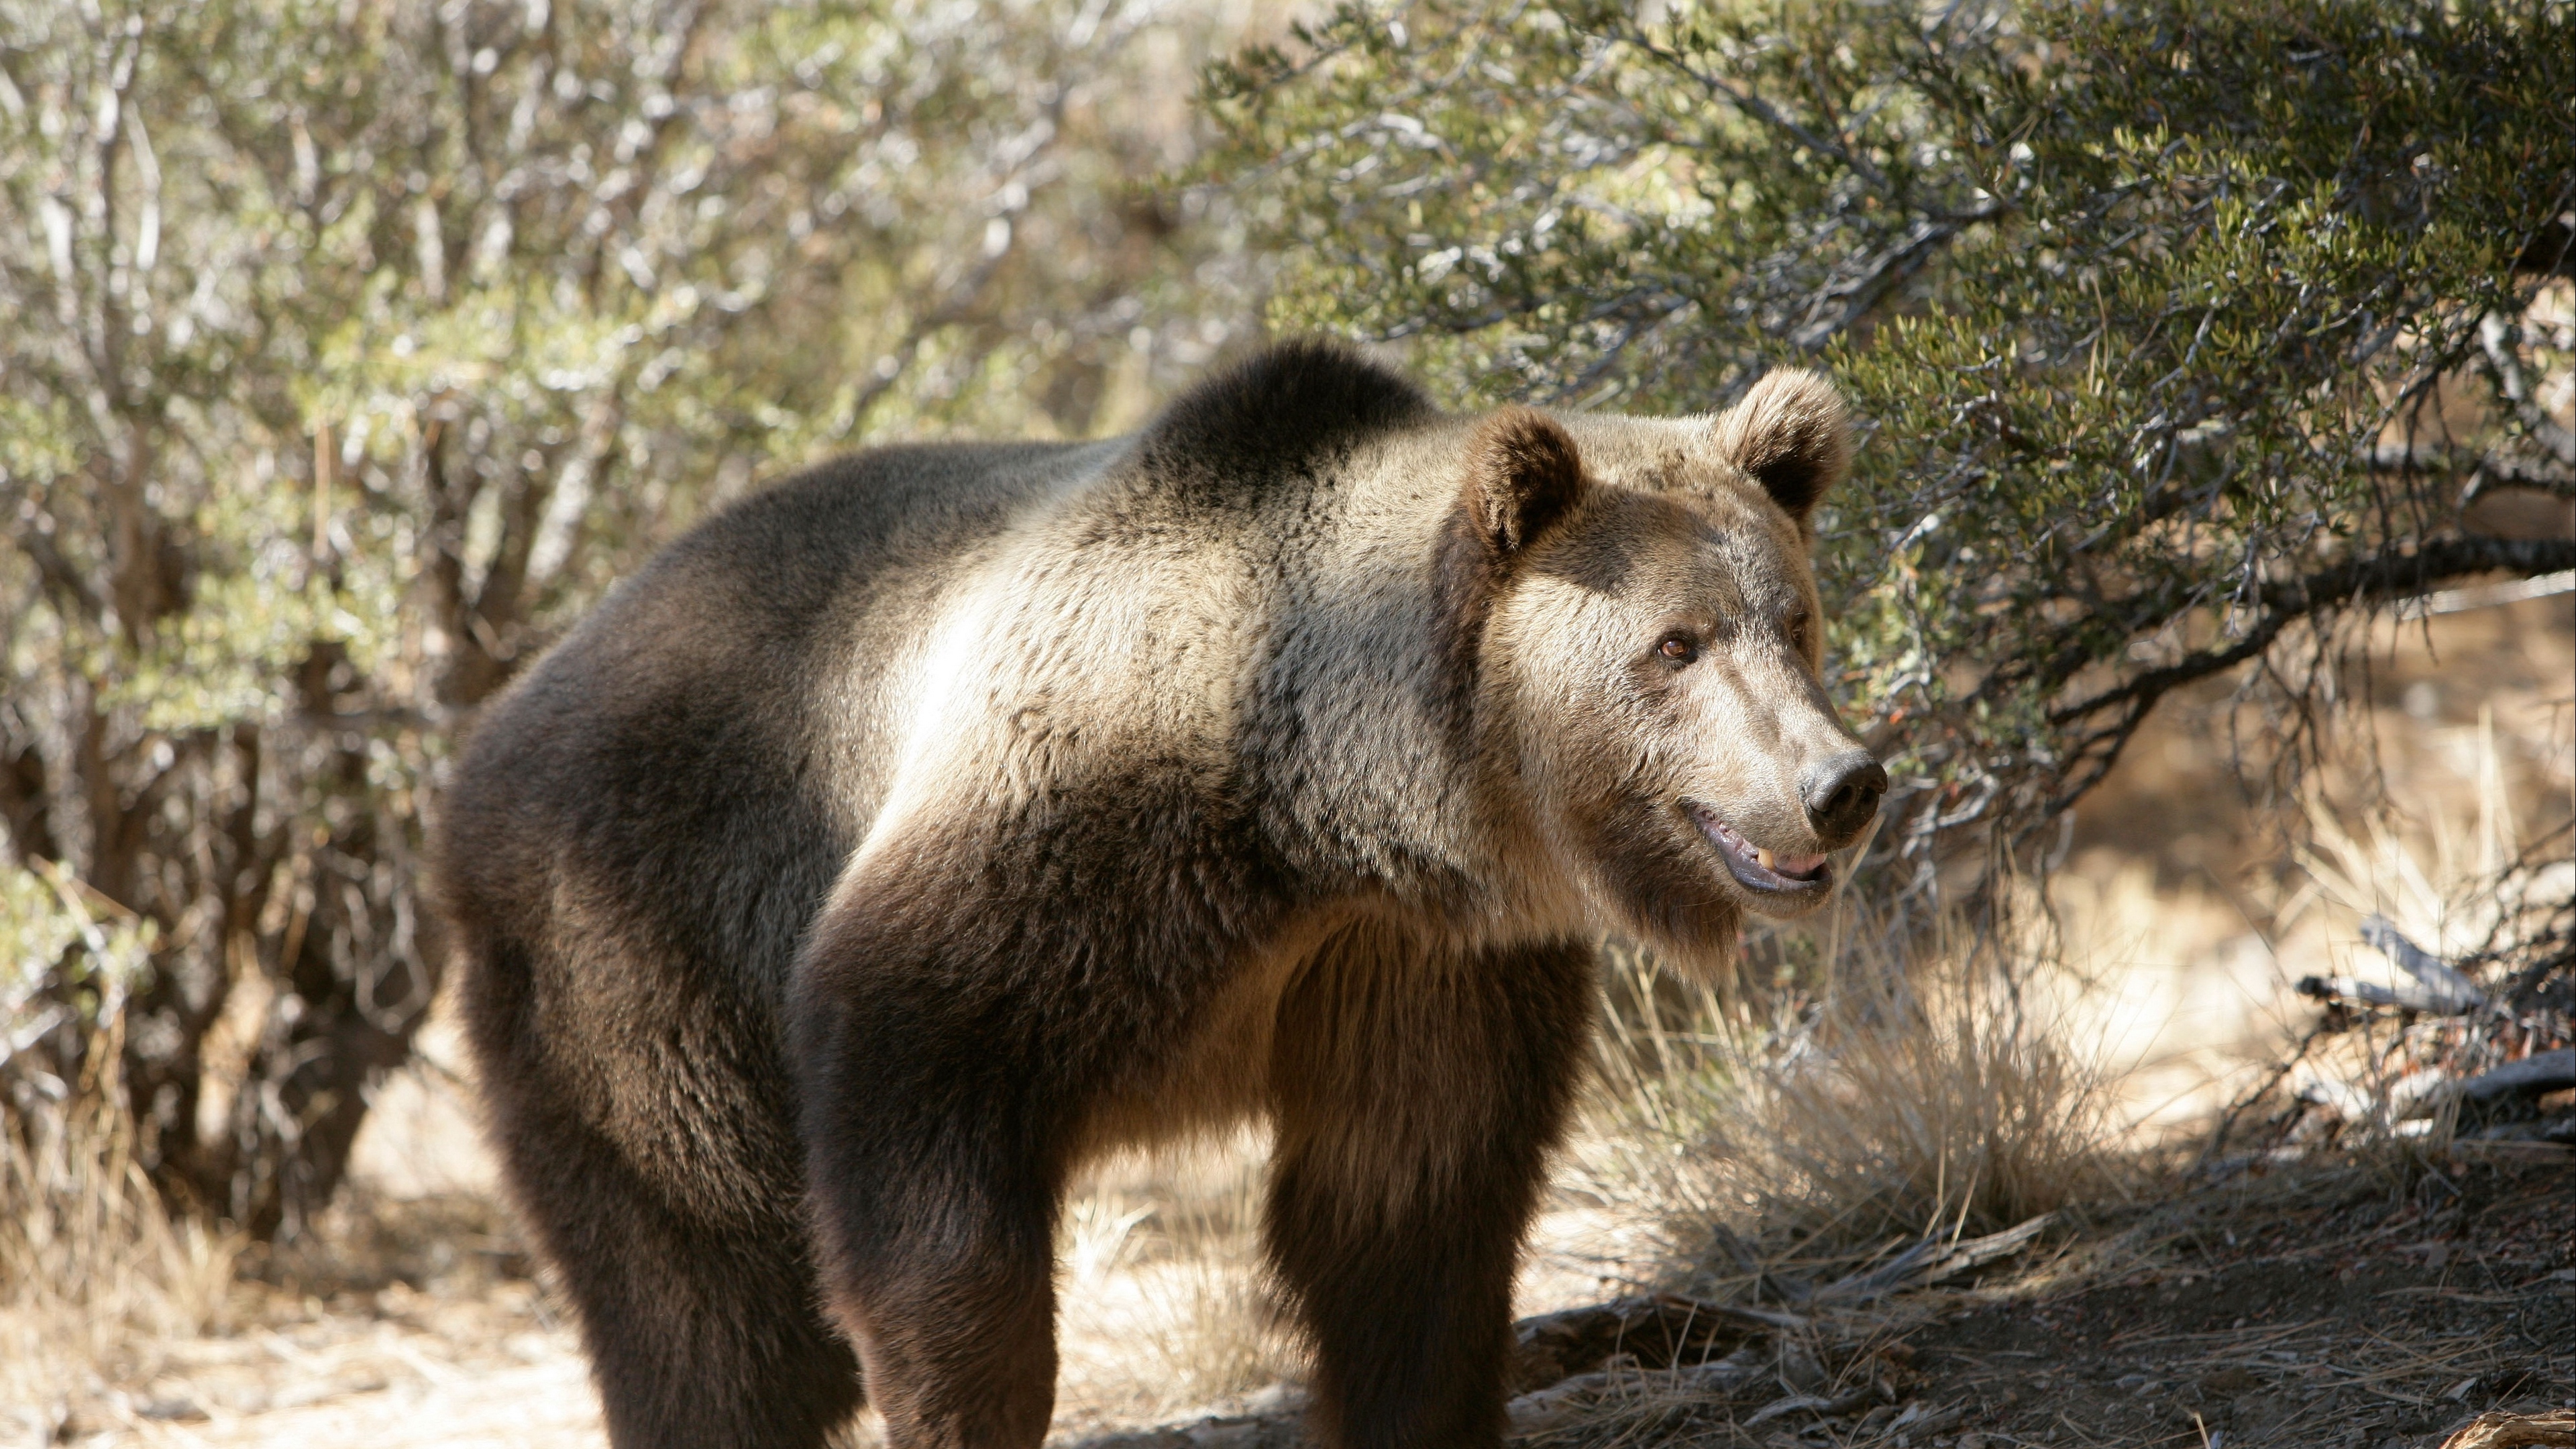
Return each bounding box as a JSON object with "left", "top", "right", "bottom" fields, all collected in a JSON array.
[
  {"left": 2185, "top": 718, "right": 2576, "bottom": 1180},
  {"left": 1736, "top": 924, "right": 2123, "bottom": 1243},
  {"left": 1573, "top": 902, "right": 2129, "bottom": 1305},
  {"left": 2296, "top": 711, "right": 2547, "bottom": 982},
  {"left": 1, "top": 1023, "right": 241, "bottom": 1436},
  {"left": 1053, "top": 1133, "right": 1297, "bottom": 1430}
]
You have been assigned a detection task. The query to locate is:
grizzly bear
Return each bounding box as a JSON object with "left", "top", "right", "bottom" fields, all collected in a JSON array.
[{"left": 433, "top": 341, "right": 1883, "bottom": 1449}]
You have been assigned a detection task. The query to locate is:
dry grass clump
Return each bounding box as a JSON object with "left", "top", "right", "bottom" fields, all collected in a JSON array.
[
  {"left": 2296, "top": 712, "right": 2550, "bottom": 975},
  {"left": 1120, "top": 1238, "right": 1281, "bottom": 1406},
  {"left": 1738, "top": 944, "right": 2121, "bottom": 1243},
  {"left": 1, "top": 1025, "right": 240, "bottom": 1432},
  {"left": 1578, "top": 902, "right": 2127, "bottom": 1285},
  {"left": 1053, "top": 1133, "right": 1295, "bottom": 1426}
]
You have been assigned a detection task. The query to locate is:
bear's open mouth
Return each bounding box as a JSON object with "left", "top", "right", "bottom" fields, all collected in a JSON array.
[{"left": 1684, "top": 804, "right": 1831, "bottom": 894}]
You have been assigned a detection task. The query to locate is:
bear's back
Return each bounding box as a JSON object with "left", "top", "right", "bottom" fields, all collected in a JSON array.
[
  {"left": 439, "top": 437, "right": 1122, "bottom": 1013},
  {"left": 438, "top": 340, "right": 1448, "bottom": 1034}
]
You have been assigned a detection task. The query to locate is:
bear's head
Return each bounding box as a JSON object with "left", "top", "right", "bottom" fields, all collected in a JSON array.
[{"left": 1450, "top": 370, "right": 1884, "bottom": 957}]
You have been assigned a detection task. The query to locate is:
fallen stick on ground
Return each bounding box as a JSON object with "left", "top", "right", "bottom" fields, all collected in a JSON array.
[
  {"left": 2361, "top": 916, "right": 2489, "bottom": 1012},
  {"left": 1507, "top": 1293, "right": 1794, "bottom": 1393},
  {"left": 2298, "top": 974, "right": 2479, "bottom": 1014},
  {"left": 2457, "top": 1049, "right": 2576, "bottom": 1101},
  {"left": 2298, "top": 917, "right": 2492, "bottom": 1015},
  {"left": 1505, "top": 1346, "right": 1772, "bottom": 1436},
  {"left": 2388, "top": 1049, "right": 2576, "bottom": 1120},
  {"left": 1811, "top": 1213, "right": 2057, "bottom": 1304}
]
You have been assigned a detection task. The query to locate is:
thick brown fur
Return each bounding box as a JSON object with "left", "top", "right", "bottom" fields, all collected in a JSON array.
[{"left": 434, "top": 343, "right": 1878, "bottom": 1449}]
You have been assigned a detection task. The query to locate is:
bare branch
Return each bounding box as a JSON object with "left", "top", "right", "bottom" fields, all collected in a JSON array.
[
  {"left": 2050, "top": 535, "right": 2576, "bottom": 729},
  {"left": 2475, "top": 313, "right": 2576, "bottom": 466},
  {"left": 1790, "top": 209, "right": 2000, "bottom": 351}
]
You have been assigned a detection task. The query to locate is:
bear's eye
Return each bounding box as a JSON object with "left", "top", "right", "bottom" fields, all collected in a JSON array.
[
  {"left": 1658, "top": 633, "right": 1699, "bottom": 665},
  {"left": 1786, "top": 612, "right": 1813, "bottom": 653}
]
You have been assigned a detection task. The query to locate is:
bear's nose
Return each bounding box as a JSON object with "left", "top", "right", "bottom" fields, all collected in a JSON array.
[{"left": 1800, "top": 749, "right": 1886, "bottom": 843}]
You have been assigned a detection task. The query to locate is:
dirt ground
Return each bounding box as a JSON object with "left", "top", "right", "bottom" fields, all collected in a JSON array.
[
  {"left": 1082, "top": 1151, "right": 2575, "bottom": 1449},
  {"left": 42, "top": 1103, "right": 2573, "bottom": 1449},
  {"left": 1872, "top": 1155, "right": 2575, "bottom": 1448},
  {"left": 36, "top": 1191, "right": 596, "bottom": 1448}
]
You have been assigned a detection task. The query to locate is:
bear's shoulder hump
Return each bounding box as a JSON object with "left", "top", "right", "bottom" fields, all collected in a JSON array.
[{"left": 1134, "top": 339, "right": 1438, "bottom": 476}]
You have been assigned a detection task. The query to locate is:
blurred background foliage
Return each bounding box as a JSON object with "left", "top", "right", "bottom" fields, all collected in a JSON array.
[
  {"left": 1, "top": 0, "right": 1256, "bottom": 1239},
  {"left": 1210, "top": 0, "right": 2575, "bottom": 877},
  {"left": 2, "top": 0, "right": 2570, "bottom": 1249}
]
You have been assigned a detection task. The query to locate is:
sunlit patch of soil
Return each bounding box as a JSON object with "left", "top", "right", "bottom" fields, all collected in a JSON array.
[{"left": 74, "top": 1281, "right": 599, "bottom": 1449}]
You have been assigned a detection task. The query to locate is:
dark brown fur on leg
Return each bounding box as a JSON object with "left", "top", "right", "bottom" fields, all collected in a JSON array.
[
  {"left": 464, "top": 938, "right": 864, "bottom": 1449},
  {"left": 802, "top": 1138, "right": 1059, "bottom": 1449},
  {"left": 790, "top": 969, "right": 1066, "bottom": 1449},
  {"left": 1266, "top": 933, "right": 1598, "bottom": 1449},
  {"left": 546, "top": 1155, "right": 865, "bottom": 1449}
]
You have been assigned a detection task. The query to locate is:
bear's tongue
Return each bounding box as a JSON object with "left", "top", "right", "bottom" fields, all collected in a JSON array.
[{"left": 1754, "top": 847, "right": 1829, "bottom": 880}]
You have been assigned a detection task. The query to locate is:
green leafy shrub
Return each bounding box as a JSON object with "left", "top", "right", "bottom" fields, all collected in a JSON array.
[{"left": 1210, "top": 0, "right": 2576, "bottom": 871}]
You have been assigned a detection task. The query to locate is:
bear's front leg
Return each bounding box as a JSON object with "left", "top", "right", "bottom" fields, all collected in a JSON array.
[
  {"left": 1265, "top": 935, "right": 1599, "bottom": 1449},
  {"left": 792, "top": 973, "right": 1063, "bottom": 1449}
]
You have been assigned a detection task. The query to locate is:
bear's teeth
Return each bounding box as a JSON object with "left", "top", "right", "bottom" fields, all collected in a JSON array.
[{"left": 1756, "top": 848, "right": 1774, "bottom": 871}]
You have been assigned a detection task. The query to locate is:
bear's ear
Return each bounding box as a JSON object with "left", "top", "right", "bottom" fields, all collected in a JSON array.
[
  {"left": 1462, "top": 406, "right": 1585, "bottom": 556},
  {"left": 1707, "top": 368, "right": 1851, "bottom": 525}
]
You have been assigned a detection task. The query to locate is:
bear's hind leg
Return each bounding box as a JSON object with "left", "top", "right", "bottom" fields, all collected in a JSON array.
[
  {"left": 1265, "top": 936, "right": 1598, "bottom": 1449},
  {"left": 476, "top": 1036, "right": 863, "bottom": 1448},
  {"left": 796, "top": 1089, "right": 1061, "bottom": 1449},
  {"left": 508, "top": 1107, "right": 863, "bottom": 1447}
]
